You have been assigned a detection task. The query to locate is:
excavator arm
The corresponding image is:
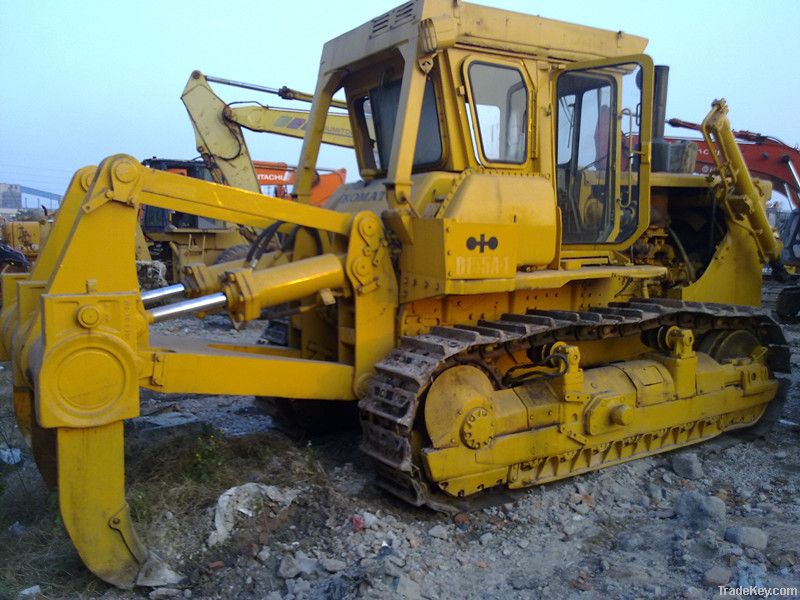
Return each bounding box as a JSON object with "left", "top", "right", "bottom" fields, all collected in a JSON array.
[{"left": 181, "top": 71, "right": 353, "bottom": 194}]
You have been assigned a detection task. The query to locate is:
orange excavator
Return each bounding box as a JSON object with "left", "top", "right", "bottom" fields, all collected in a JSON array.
[
  {"left": 251, "top": 161, "right": 346, "bottom": 206},
  {"left": 667, "top": 118, "right": 800, "bottom": 210},
  {"left": 138, "top": 158, "right": 345, "bottom": 281}
]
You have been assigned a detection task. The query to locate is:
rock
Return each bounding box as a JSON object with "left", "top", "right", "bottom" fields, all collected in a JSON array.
[
  {"left": 453, "top": 513, "right": 470, "bottom": 529},
  {"left": 703, "top": 565, "right": 732, "bottom": 586},
  {"left": 573, "top": 503, "right": 591, "bottom": 515},
  {"left": 320, "top": 557, "right": 347, "bottom": 573},
  {"left": 517, "top": 539, "right": 530, "bottom": 549},
  {"left": 617, "top": 532, "right": 644, "bottom": 552},
  {"left": 725, "top": 526, "right": 768, "bottom": 550},
  {"left": 394, "top": 574, "right": 422, "bottom": 600},
  {"left": 295, "top": 551, "right": 318, "bottom": 577},
  {"left": 0, "top": 445, "right": 22, "bottom": 465},
  {"left": 674, "top": 491, "right": 726, "bottom": 531},
  {"left": 479, "top": 532, "right": 494, "bottom": 545},
  {"left": 16, "top": 586, "right": 42, "bottom": 600},
  {"left": 183, "top": 591, "right": 192, "bottom": 599},
  {"left": 734, "top": 560, "right": 767, "bottom": 588},
  {"left": 562, "top": 522, "right": 578, "bottom": 537},
  {"left": 351, "top": 514, "right": 366, "bottom": 532},
  {"left": 148, "top": 589, "right": 182, "bottom": 599},
  {"left": 7, "top": 521, "right": 26, "bottom": 537},
  {"left": 136, "top": 553, "right": 184, "bottom": 587},
  {"left": 286, "top": 578, "right": 311, "bottom": 595},
  {"left": 428, "top": 524, "right": 448, "bottom": 539},
  {"left": 207, "top": 483, "right": 298, "bottom": 546},
  {"left": 278, "top": 555, "right": 301, "bottom": 579},
  {"left": 256, "top": 547, "right": 271, "bottom": 563},
  {"left": 671, "top": 452, "right": 704, "bottom": 479},
  {"left": 126, "top": 413, "right": 204, "bottom": 450},
  {"left": 683, "top": 586, "right": 704, "bottom": 599},
  {"left": 362, "top": 511, "right": 379, "bottom": 529},
  {"left": 265, "top": 593, "right": 282, "bottom": 600}
]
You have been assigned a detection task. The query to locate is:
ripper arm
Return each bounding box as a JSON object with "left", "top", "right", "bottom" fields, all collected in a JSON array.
[
  {"left": 6, "top": 155, "right": 389, "bottom": 588},
  {"left": 701, "top": 100, "right": 784, "bottom": 268}
]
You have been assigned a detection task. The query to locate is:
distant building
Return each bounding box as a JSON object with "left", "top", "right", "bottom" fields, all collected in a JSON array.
[
  {"left": 21, "top": 186, "right": 62, "bottom": 210},
  {"left": 0, "top": 183, "right": 62, "bottom": 213},
  {"left": 0, "top": 183, "right": 21, "bottom": 208}
]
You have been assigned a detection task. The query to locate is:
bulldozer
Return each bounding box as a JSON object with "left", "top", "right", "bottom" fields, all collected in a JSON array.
[{"left": 0, "top": 0, "right": 790, "bottom": 588}]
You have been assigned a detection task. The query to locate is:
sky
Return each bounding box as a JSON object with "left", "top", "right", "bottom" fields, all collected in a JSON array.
[{"left": 1, "top": 0, "right": 799, "bottom": 201}]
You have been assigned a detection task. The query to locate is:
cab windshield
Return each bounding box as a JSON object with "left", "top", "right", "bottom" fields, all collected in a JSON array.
[{"left": 353, "top": 77, "right": 442, "bottom": 172}]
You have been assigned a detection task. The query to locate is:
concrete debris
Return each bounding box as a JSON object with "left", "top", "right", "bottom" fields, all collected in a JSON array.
[
  {"left": 725, "top": 526, "right": 769, "bottom": 550},
  {"left": 277, "top": 556, "right": 301, "bottom": 579},
  {"left": 16, "top": 586, "right": 42, "bottom": 600},
  {"left": 702, "top": 565, "right": 732, "bottom": 587},
  {"left": 148, "top": 588, "right": 183, "bottom": 599},
  {"left": 136, "top": 552, "right": 184, "bottom": 588},
  {"left": 320, "top": 557, "right": 347, "bottom": 573},
  {"left": 674, "top": 491, "right": 726, "bottom": 531},
  {"left": 207, "top": 483, "right": 298, "bottom": 546},
  {"left": 671, "top": 452, "right": 704, "bottom": 479},
  {"left": 428, "top": 524, "right": 449, "bottom": 539}
]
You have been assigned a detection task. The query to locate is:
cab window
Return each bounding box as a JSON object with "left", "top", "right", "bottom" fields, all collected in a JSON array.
[
  {"left": 353, "top": 77, "right": 442, "bottom": 172},
  {"left": 467, "top": 62, "right": 528, "bottom": 164},
  {"left": 556, "top": 62, "right": 644, "bottom": 245}
]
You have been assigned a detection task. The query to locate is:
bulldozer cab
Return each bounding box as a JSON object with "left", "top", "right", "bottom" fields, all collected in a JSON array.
[{"left": 295, "top": 0, "right": 654, "bottom": 273}]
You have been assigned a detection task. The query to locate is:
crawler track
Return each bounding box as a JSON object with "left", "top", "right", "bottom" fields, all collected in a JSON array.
[{"left": 359, "top": 298, "right": 790, "bottom": 507}]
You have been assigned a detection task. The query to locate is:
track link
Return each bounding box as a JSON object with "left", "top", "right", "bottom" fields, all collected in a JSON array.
[{"left": 358, "top": 298, "right": 790, "bottom": 507}]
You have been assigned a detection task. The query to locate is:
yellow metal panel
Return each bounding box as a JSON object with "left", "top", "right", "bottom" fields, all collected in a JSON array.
[
  {"left": 440, "top": 173, "right": 558, "bottom": 268},
  {"left": 444, "top": 221, "right": 518, "bottom": 280},
  {"left": 675, "top": 226, "right": 763, "bottom": 307},
  {"left": 145, "top": 348, "right": 356, "bottom": 400},
  {"left": 138, "top": 166, "right": 352, "bottom": 235}
]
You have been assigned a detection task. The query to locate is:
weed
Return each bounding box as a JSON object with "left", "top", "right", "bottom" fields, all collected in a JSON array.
[{"left": 191, "top": 429, "right": 225, "bottom": 482}]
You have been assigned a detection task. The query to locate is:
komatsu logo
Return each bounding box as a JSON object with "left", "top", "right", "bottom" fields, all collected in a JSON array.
[{"left": 466, "top": 234, "right": 499, "bottom": 253}]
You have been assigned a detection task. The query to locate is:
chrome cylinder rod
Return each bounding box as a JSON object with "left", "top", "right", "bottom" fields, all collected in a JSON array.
[
  {"left": 141, "top": 283, "right": 186, "bottom": 307},
  {"left": 148, "top": 292, "right": 227, "bottom": 323}
]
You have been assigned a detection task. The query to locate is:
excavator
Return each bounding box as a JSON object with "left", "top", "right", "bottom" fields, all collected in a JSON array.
[
  {"left": 181, "top": 71, "right": 353, "bottom": 196},
  {"left": 138, "top": 157, "right": 345, "bottom": 282},
  {"left": 1, "top": 0, "right": 791, "bottom": 588}
]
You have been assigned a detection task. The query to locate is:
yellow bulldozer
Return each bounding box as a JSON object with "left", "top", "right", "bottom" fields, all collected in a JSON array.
[{"left": 1, "top": 0, "right": 790, "bottom": 588}]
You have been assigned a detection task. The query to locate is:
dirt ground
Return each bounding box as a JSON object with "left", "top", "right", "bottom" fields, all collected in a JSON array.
[{"left": 1, "top": 286, "right": 799, "bottom": 600}]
